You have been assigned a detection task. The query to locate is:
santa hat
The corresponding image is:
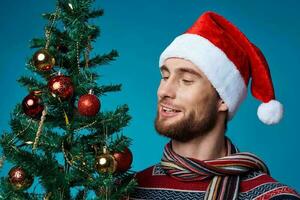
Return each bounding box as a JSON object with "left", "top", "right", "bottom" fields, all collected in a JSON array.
[{"left": 159, "top": 11, "right": 283, "bottom": 125}]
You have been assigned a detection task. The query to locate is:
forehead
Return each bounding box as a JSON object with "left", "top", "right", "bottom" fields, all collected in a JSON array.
[{"left": 161, "top": 58, "right": 206, "bottom": 77}]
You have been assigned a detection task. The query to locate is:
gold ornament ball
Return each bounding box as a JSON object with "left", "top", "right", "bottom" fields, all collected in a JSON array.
[
  {"left": 32, "top": 49, "right": 55, "bottom": 71},
  {"left": 95, "top": 153, "right": 117, "bottom": 173}
]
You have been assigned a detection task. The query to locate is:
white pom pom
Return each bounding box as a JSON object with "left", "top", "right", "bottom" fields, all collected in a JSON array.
[{"left": 257, "top": 100, "right": 284, "bottom": 125}]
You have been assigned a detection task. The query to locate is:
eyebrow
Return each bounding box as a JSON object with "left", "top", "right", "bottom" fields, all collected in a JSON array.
[
  {"left": 160, "top": 65, "right": 202, "bottom": 78},
  {"left": 178, "top": 67, "right": 202, "bottom": 78},
  {"left": 160, "top": 65, "right": 169, "bottom": 73}
]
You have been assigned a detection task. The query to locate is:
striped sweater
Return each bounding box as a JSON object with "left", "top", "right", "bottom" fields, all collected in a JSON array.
[{"left": 130, "top": 164, "right": 300, "bottom": 200}]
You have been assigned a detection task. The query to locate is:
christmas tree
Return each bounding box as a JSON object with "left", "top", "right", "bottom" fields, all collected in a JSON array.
[{"left": 0, "top": 0, "right": 136, "bottom": 199}]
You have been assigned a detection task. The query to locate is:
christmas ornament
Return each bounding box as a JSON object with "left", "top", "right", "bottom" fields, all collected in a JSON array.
[
  {"left": 8, "top": 166, "right": 33, "bottom": 190},
  {"left": 113, "top": 148, "right": 133, "bottom": 172},
  {"left": 22, "top": 91, "right": 44, "bottom": 118},
  {"left": 48, "top": 74, "right": 74, "bottom": 99},
  {"left": 32, "top": 49, "right": 55, "bottom": 71},
  {"left": 78, "top": 90, "right": 100, "bottom": 116},
  {"left": 32, "top": 108, "right": 47, "bottom": 150},
  {"left": 95, "top": 146, "right": 116, "bottom": 173},
  {"left": 44, "top": 6, "right": 60, "bottom": 49}
]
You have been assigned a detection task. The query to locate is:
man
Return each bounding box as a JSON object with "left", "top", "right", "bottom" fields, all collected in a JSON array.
[{"left": 130, "top": 11, "right": 299, "bottom": 200}]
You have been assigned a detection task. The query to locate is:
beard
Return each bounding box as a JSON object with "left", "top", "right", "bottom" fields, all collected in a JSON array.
[{"left": 154, "top": 99, "right": 218, "bottom": 142}]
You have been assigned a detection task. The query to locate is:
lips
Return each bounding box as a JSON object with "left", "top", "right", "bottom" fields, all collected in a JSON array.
[{"left": 159, "top": 103, "right": 182, "bottom": 118}]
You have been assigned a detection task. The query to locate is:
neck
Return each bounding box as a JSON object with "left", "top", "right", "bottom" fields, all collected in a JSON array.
[{"left": 171, "top": 119, "right": 227, "bottom": 160}]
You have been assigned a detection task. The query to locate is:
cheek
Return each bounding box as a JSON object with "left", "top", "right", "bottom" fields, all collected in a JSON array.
[{"left": 178, "top": 86, "right": 213, "bottom": 113}]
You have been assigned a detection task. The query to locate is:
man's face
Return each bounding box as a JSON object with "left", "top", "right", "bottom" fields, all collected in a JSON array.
[{"left": 155, "top": 58, "right": 220, "bottom": 142}]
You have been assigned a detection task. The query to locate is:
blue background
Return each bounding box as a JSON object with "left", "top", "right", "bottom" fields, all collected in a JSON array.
[{"left": 0, "top": 0, "right": 299, "bottom": 193}]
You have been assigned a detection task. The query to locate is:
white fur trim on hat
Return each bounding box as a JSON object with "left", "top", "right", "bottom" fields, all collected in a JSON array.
[
  {"left": 159, "top": 33, "right": 247, "bottom": 120},
  {"left": 257, "top": 100, "right": 283, "bottom": 125}
]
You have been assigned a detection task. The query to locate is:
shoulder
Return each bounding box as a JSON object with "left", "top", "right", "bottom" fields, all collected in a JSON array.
[
  {"left": 135, "top": 164, "right": 165, "bottom": 178},
  {"left": 134, "top": 164, "right": 171, "bottom": 188},
  {"left": 134, "top": 164, "right": 209, "bottom": 190},
  {"left": 239, "top": 170, "right": 300, "bottom": 200}
]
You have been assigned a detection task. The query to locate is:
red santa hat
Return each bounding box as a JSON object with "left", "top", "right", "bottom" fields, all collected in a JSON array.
[{"left": 159, "top": 11, "right": 283, "bottom": 125}]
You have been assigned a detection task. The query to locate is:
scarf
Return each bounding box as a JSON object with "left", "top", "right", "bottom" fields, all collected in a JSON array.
[{"left": 160, "top": 138, "right": 269, "bottom": 200}]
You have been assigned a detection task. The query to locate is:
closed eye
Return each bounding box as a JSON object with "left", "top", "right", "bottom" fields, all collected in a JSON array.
[
  {"left": 182, "top": 79, "right": 194, "bottom": 85},
  {"left": 182, "top": 79, "right": 193, "bottom": 83}
]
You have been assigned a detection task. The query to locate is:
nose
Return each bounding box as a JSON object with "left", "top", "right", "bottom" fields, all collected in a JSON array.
[{"left": 157, "top": 77, "right": 177, "bottom": 99}]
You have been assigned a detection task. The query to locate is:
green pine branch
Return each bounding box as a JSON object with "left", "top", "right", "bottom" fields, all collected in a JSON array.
[
  {"left": 85, "top": 50, "right": 119, "bottom": 68},
  {"left": 88, "top": 9, "right": 104, "bottom": 19},
  {"left": 18, "top": 76, "right": 46, "bottom": 91},
  {"left": 93, "top": 84, "right": 122, "bottom": 95},
  {"left": 72, "top": 104, "right": 131, "bottom": 135},
  {"left": 29, "top": 38, "right": 46, "bottom": 49},
  {"left": 109, "top": 135, "right": 132, "bottom": 152}
]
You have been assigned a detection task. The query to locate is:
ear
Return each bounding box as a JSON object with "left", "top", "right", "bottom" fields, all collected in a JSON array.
[{"left": 217, "top": 99, "right": 228, "bottom": 112}]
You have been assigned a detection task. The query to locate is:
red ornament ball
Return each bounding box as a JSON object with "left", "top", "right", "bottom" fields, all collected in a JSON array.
[
  {"left": 113, "top": 148, "right": 133, "bottom": 172},
  {"left": 8, "top": 166, "right": 33, "bottom": 190},
  {"left": 78, "top": 94, "right": 100, "bottom": 116},
  {"left": 48, "top": 75, "right": 74, "bottom": 99},
  {"left": 22, "top": 91, "right": 44, "bottom": 118}
]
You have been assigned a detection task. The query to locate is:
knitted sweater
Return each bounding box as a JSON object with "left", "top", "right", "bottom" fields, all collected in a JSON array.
[{"left": 130, "top": 164, "right": 300, "bottom": 200}]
